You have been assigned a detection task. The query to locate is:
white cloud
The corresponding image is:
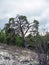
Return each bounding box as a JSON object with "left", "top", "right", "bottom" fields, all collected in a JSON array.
[
  {"left": 0, "top": 0, "right": 49, "bottom": 32},
  {"left": 0, "top": 0, "right": 48, "bottom": 18}
]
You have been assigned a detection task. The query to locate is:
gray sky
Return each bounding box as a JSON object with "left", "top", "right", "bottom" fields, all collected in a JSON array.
[{"left": 0, "top": 0, "right": 49, "bottom": 33}]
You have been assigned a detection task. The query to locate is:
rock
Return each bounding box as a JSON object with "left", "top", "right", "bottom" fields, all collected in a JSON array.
[
  {"left": 30, "top": 63, "right": 32, "bottom": 65},
  {"left": 21, "top": 60, "right": 30, "bottom": 64},
  {"left": 4, "top": 56, "right": 10, "bottom": 60}
]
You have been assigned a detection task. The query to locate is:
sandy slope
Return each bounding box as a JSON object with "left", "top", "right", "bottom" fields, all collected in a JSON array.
[{"left": 0, "top": 43, "right": 39, "bottom": 65}]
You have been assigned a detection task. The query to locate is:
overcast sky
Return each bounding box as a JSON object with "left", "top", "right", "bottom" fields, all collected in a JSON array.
[{"left": 0, "top": 0, "right": 49, "bottom": 33}]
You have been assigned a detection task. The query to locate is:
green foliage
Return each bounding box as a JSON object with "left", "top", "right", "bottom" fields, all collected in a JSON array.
[
  {"left": 0, "top": 30, "right": 7, "bottom": 43},
  {"left": 26, "top": 34, "right": 35, "bottom": 49},
  {"left": 45, "top": 32, "right": 49, "bottom": 49},
  {"left": 14, "top": 34, "right": 23, "bottom": 47}
]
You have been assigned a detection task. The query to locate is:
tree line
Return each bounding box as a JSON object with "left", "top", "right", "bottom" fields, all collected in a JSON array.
[
  {"left": 0, "top": 15, "right": 40, "bottom": 47},
  {"left": 0, "top": 15, "right": 49, "bottom": 65}
]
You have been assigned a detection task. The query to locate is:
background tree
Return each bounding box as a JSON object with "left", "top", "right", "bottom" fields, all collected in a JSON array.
[
  {"left": 33, "top": 20, "right": 39, "bottom": 36},
  {"left": 4, "top": 19, "right": 15, "bottom": 45},
  {"left": 32, "top": 20, "right": 49, "bottom": 65}
]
